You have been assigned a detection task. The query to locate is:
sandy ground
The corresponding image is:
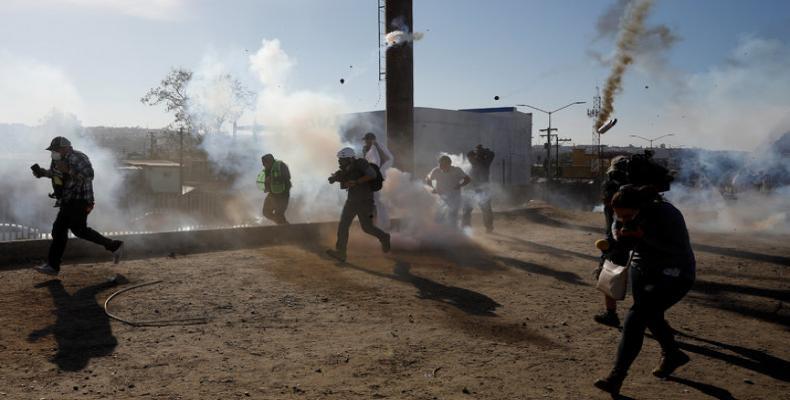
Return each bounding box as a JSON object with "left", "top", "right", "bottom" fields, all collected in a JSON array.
[{"left": 0, "top": 205, "right": 788, "bottom": 400}]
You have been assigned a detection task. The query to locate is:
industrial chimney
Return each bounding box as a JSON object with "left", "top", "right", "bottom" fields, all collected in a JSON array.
[{"left": 385, "top": 0, "right": 415, "bottom": 174}]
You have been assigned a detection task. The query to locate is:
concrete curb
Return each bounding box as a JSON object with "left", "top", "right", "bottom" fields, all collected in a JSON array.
[{"left": 0, "top": 222, "right": 336, "bottom": 270}]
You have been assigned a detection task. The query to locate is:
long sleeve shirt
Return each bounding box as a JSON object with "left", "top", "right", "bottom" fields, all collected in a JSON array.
[
  {"left": 618, "top": 201, "right": 696, "bottom": 282},
  {"left": 364, "top": 143, "right": 394, "bottom": 177},
  {"left": 469, "top": 149, "right": 495, "bottom": 183},
  {"left": 43, "top": 150, "right": 95, "bottom": 204}
]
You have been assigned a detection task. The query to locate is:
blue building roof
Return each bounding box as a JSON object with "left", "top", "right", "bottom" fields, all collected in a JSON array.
[{"left": 458, "top": 107, "right": 519, "bottom": 113}]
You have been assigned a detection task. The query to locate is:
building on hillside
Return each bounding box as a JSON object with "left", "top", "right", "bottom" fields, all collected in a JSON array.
[{"left": 121, "top": 160, "right": 183, "bottom": 194}]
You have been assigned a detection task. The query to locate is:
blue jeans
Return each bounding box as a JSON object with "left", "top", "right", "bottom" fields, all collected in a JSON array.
[{"left": 613, "top": 266, "right": 693, "bottom": 375}]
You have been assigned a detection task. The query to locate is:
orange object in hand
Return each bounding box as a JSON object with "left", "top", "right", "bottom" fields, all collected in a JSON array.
[{"left": 595, "top": 239, "right": 610, "bottom": 251}]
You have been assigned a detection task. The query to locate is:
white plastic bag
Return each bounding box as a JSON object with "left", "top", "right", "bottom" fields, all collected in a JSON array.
[{"left": 596, "top": 259, "right": 629, "bottom": 300}]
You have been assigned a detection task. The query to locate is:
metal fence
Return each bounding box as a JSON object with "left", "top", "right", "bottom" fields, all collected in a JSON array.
[{"left": 0, "top": 191, "right": 237, "bottom": 242}]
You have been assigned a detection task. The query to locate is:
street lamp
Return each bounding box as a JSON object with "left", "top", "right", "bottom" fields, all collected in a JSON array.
[
  {"left": 629, "top": 133, "right": 675, "bottom": 149},
  {"left": 517, "top": 101, "right": 586, "bottom": 178}
]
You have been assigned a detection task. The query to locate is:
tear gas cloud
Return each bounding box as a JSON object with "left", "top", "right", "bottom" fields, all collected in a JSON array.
[
  {"left": 665, "top": 132, "right": 790, "bottom": 233},
  {"left": 0, "top": 111, "right": 125, "bottom": 234},
  {"left": 191, "top": 39, "right": 348, "bottom": 224}
]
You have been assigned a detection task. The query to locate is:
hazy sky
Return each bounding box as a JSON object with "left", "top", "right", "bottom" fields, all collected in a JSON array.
[{"left": 1, "top": 0, "right": 789, "bottom": 150}]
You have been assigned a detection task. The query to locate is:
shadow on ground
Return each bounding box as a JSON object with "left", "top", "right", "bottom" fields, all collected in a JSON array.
[
  {"left": 508, "top": 207, "right": 790, "bottom": 267},
  {"left": 341, "top": 259, "right": 501, "bottom": 317},
  {"left": 27, "top": 279, "right": 119, "bottom": 371},
  {"left": 666, "top": 376, "right": 737, "bottom": 400}
]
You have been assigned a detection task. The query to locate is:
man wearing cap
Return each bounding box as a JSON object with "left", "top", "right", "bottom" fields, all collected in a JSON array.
[
  {"left": 326, "top": 147, "right": 390, "bottom": 262},
  {"left": 425, "top": 155, "right": 472, "bottom": 227},
  {"left": 30, "top": 136, "right": 124, "bottom": 275},
  {"left": 362, "top": 132, "right": 393, "bottom": 229},
  {"left": 256, "top": 153, "right": 291, "bottom": 225}
]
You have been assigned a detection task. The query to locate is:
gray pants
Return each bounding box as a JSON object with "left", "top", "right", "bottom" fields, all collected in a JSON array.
[
  {"left": 262, "top": 192, "right": 289, "bottom": 225},
  {"left": 462, "top": 188, "right": 493, "bottom": 230},
  {"left": 336, "top": 199, "right": 389, "bottom": 252}
]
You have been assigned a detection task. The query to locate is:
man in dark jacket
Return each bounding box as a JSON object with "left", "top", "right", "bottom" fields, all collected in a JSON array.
[
  {"left": 257, "top": 153, "right": 291, "bottom": 225},
  {"left": 462, "top": 144, "right": 495, "bottom": 232},
  {"left": 326, "top": 147, "right": 390, "bottom": 262},
  {"left": 31, "top": 136, "right": 124, "bottom": 275}
]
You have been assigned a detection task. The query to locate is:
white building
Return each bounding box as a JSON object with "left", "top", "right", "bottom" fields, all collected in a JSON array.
[
  {"left": 342, "top": 107, "right": 532, "bottom": 185},
  {"left": 121, "top": 160, "right": 182, "bottom": 194}
]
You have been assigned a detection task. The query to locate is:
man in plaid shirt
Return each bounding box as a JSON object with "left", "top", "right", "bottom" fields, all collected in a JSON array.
[{"left": 31, "top": 136, "right": 124, "bottom": 275}]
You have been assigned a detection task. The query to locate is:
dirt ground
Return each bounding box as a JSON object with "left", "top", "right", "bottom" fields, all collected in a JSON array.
[{"left": 1, "top": 205, "right": 788, "bottom": 400}]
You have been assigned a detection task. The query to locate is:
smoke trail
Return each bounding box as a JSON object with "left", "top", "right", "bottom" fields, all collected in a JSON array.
[{"left": 595, "top": 0, "right": 654, "bottom": 130}]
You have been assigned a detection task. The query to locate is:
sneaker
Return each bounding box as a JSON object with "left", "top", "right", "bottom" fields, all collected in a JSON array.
[
  {"left": 381, "top": 234, "right": 391, "bottom": 253},
  {"left": 326, "top": 249, "right": 347, "bottom": 262},
  {"left": 652, "top": 350, "right": 690, "bottom": 378},
  {"left": 107, "top": 273, "right": 129, "bottom": 285},
  {"left": 33, "top": 263, "right": 59, "bottom": 276},
  {"left": 594, "top": 310, "right": 621, "bottom": 328},
  {"left": 108, "top": 240, "right": 124, "bottom": 264},
  {"left": 594, "top": 372, "right": 625, "bottom": 396}
]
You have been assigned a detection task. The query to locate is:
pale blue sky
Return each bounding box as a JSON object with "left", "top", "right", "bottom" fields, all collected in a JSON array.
[{"left": 1, "top": 0, "right": 789, "bottom": 150}]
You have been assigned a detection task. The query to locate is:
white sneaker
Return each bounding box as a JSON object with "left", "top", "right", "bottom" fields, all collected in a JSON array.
[
  {"left": 33, "top": 263, "right": 59, "bottom": 276},
  {"left": 111, "top": 241, "right": 125, "bottom": 264}
]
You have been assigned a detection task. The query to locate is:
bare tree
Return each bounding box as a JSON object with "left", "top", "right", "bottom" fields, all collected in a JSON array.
[
  {"left": 141, "top": 68, "right": 193, "bottom": 130},
  {"left": 190, "top": 73, "right": 256, "bottom": 135},
  {"left": 142, "top": 68, "right": 255, "bottom": 136}
]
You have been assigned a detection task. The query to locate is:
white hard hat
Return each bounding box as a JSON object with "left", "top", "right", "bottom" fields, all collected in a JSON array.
[{"left": 337, "top": 147, "right": 356, "bottom": 159}]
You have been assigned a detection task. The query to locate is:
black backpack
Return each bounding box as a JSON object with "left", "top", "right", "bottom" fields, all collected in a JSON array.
[
  {"left": 369, "top": 163, "right": 385, "bottom": 192},
  {"left": 607, "top": 151, "right": 674, "bottom": 193}
]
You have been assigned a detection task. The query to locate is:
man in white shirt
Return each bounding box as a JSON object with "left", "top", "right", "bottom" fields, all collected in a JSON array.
[
  {"left": 425, "top": 155, "right": 471, "bottom": 227},
  {"left": 363, "top": 132, "right": 393, "bottom": 229}
]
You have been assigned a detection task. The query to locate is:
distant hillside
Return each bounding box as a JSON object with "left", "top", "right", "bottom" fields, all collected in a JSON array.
[{"left": 0, "top": 123, "right": 173, "bottom": 158}]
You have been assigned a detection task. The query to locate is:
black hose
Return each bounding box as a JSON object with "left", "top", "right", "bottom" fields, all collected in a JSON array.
[{"left": 104, "top": 280, "right": 208, "bottom": 327}]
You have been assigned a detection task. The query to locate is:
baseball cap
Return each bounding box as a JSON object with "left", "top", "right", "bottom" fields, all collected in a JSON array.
[
  {"left": 46, "top": 136, "right": 71, "bottom": 151},
  {"left": 337, "top": 147, "right": 356, "bottom": 158}
]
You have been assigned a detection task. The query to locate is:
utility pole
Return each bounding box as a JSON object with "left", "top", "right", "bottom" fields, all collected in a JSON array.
[
  {"left": 555, "top": 137, "right": 572, "bottom": 178},
  {"left": 540, "top": 128, "right": 557, "bottom": 179},
  {"left": 630, "top": 134, "right": 674, "bottom": 149},
  {"left": 179, "top": 127, "right": 184, "bottom": 195},
  {"left": 517, "top": 101, "right": 585, "bottom": 180},
  {"left": 539, "top": 118, "right": 557, "bottom": 178},
  {"left": 148, "top": 131, "right": 156, "bottom": 158}
]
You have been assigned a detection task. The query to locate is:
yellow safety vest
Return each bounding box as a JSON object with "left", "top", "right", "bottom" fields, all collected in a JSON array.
[{"left": 256, "top": 160, "right": 286, "bottom": 194}]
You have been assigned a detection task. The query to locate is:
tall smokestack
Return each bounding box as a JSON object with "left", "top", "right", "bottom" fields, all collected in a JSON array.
[{"left": 385, "top": 0, "right": 415, "bottom": 174}]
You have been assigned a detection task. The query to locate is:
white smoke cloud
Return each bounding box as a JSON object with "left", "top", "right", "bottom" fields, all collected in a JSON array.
[
  {"left": 0, "top": 111, "right": 125, "bottom": 235},
  {"left": 662, "top": 36, "right": 790, "bottom": 151},
  {"left": 0, "top": 51, "right": 84, "bottom": 125},
  {"left": 249, "top": 39, "right": 295, "bottom": 88},
  {"left": 187, "top": 54, "right": 255, "bottom": 134},
  {"left": 385, "top": 16, "right": 424, "bottom": 48},
  {"left": 190, "top": 39, "right": 348, "bottom": 224},
  {"left": 385, "top": 31, "right": 424, "bottom": 47}
]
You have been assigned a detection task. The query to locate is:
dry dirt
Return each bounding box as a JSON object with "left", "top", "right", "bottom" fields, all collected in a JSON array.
[{"left": 0, "top": 206, "right": 788, "bottom": 400}]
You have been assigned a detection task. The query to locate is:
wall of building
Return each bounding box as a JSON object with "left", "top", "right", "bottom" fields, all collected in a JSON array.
[
  {"left": 342, "top": 107, "right": 532, "bottom": 185},
  {"left": 145, "top": 166, "right": 181, "bottom": 193}
]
